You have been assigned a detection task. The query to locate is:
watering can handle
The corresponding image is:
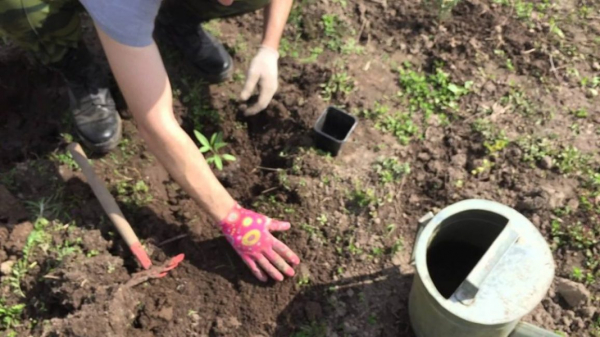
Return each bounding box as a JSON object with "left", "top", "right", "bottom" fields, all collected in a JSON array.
[
  {"left": 452, "top": 223, "right": 520, "bottom": 305},
  {"left": 410, "top": 212, "right": 434, "bottom": 265}
]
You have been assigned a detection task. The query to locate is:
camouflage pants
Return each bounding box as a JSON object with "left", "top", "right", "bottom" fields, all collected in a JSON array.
[{"left": 0, "top": 0, "right": 270, "bottom": 64}]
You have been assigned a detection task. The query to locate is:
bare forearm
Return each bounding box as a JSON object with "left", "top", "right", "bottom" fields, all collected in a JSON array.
[
  {"left": 262, "top": 0, "right": 293, "bottom": 50},
  {"left": 138, "top": 117, "right": 235, "bottom": 222},
  {"left": 96, "top": 28, "right": 235, "bottom": 223}
]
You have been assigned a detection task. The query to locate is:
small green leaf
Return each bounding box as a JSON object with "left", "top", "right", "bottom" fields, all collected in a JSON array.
[
  {"left": 214, "top": 142, "right": 227, "bottom": 151},
  {"left": 222, "top": 154, "right": 236, "bottom": 162},
  {"left": 206, "top": 156, "right": 216, "bottom": 164},
  {"left": 199, "top": 145, "right": 211, "bottom": 153},
  {"left": 214, "top": 156, "right": 223, "bottom": 170},
  {"left": 210, "top": 132, "right": 217, "bottom": 145},
  {"left": 194, "top": 130, "right": 211, "bottom": 149}
]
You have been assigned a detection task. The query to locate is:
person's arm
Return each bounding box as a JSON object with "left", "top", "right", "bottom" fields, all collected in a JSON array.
[
  {"left": 240, "top": 0, "right": 293, "bottom": 115},
  {"left": 94, "top": 27, "right": 300, "bottom": 282},
  {"left": 262, "top": 0, "right": 294, "bottom": 51},
  {"left": 95, "top": 29, "right": 235, "bottom": 222}
]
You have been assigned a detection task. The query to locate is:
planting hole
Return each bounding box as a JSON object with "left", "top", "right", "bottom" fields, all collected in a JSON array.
[{"left": 426, "top": 210, "right": 508, "bottom": 298}]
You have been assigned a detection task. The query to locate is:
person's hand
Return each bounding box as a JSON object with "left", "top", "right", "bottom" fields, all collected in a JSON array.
[
  {"left": 219, "top": 203, "right": 300, "bottom": 281},
  {"left": 240, "top": 45, "right": 279, "bottom": 116}
]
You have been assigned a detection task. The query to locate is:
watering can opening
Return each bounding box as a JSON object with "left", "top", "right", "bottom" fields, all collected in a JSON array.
[{"left": 426, "top": 209, "right": 509, "bottom": 299}]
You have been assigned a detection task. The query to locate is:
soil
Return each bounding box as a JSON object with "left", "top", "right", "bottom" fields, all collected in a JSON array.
[{"left": 1, "top": 0, "right": 599, "bottom": 336}]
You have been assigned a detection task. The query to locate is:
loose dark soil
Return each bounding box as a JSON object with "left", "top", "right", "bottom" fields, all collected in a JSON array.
[{"left": 1, "top": 0, "right": 599, "bottom": 336}]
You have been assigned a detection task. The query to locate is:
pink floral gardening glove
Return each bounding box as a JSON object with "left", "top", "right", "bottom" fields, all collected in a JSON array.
[{"left": 220, "top": 204, "right": 301, "bottom": 282}]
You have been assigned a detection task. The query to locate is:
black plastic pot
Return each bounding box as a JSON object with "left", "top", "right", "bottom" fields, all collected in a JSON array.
[{"left": 313, "top": 106, "right": 358, "bottom": 156}]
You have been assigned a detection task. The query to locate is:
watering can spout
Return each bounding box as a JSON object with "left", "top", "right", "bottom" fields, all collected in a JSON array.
[{"left": 509, "top": 322, "right": 562, "bottom": 337}]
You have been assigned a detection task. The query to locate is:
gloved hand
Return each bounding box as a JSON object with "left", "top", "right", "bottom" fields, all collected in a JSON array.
[
  {"left": 220, "top": 203, "right": 300, "bottom": 281},
  {"left": 240, "top": 45, "right": 279, "bottom": 116}
]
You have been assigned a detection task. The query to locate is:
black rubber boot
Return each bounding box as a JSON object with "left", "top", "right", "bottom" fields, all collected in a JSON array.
[
  {"left": 51, "top": 43, "right": 121, "bottom": 153},
  {"left": 156, "top": 8, "right": 233, "bottom": 84}
]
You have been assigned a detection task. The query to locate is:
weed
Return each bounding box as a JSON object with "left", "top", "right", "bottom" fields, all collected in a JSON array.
[
  {"left": 499, "top": 86, "right": 534, "bottom": 116},
  {"left": 180, "top": 78, "right": 220, "bottom": 129},
  {"left": 202, "top": 21, "right": 221, "bottom": 37},
  {"left": 0, "top": 168, "right": 18, "bottom": 190},
  {"left": 371, "top": 247, "right": 384, "bottom": 257},
  {"left": 320, "top": 71, "right": 355, "bottom": 102},
  {"left": 321, "top": 14, "right": 345, "bottom": 51},
  {"left": 331, "top": 0, "right": 347, "bottom": 7},
  {"left": 280, "top": 34, "right": 301, "bottom": 58},
  {"left": 291, "top": 322, "right": 327, "bottom": 337},
  {"left": 572, "top": 266, "right": 584, "bottom": 282},
  {"left": 471, "top": 159, "right": 493, "bottom": 176},
  {"left": 517, "top": 136, "right": 553, "bottom": 165},
  {"left": 297, "top": 274, "right": 311, "bottom": 287},
  {"left": 556, "top": 146, "right": 587, "bottom": 174},
  {"left": 86, "top": 249, "right": 99, "bottom": 258},
  {"left": 360, "top": 101, "right": 390, "bottom": 120},
  {"left": 397, "top": 63, "right": 472, "bottom": 122},
  {"left": 376, "top": 113, "right": 418, "bottom": 145},
  {"left": 424, "top": 0, "right": 462, "bottom": 19},
  {"left": 4, "top": 217, "right": 50, "bottom": 297},
  {"left": 373, "top": 158, "right": 411, "bottom": 184},
  {"left": 391, "top": 237, "right": 404, "bottom": 255},
  {"left": 113, "top": 178, "right": 153, "bottom": 207},
  {"left": 340, "top": 38, "right": 364, "bottom": 55},
  {"left": 0, "top": 298, "right": 24, "bottom": 331},
  {"left": 300, "top": 46, "right": 324, "bottom": 63},
  {"left": 570, "top": 108, "right": 588, "bottom": 118},
  {"left": 194, "top": 131, "right": 236, "bottom": 170},
  {"left": 317, "top": 214, "right": 328, "bottom": 226},
  {"left": 493, "top": 0, "right": 533, "bottom": 20},
  {"left": 350, "top": 187, "right": 377, "bottom": 208},
  {"left": 471, "top": 119, "right": 509, "bottom": 155},
  {"left": 49, "top": 151, "right": 78, "bottom": 170}
]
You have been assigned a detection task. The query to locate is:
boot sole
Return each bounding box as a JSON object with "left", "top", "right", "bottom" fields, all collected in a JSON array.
[{"left": 75, "top": 113, "right": 123, "bottom": 154}]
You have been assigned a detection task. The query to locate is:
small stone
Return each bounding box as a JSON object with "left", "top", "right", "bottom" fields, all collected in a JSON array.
[
  {"left": 592, "top": 62, "right": 600, "bottom": 71},
  {"left": 228, "top": 317, "right": 241, "bottom": 329},
  {"left": 0, "top": 260, "right": 15, "bottom": 275},
  {"left": 417, "top": 152, "right": 431, "bottom": 161},
  {"left": 580, "top": 306, "right": 596, "bottom": 318},
  {"left": 559, "top": 316, "right": 572, "bottom": 328},
  {"left": 565, "top": 310, "right": 576, "bottom": 319},
  {"left": 343, "top": 322, "right": 358, "bottom": 334},
  {"left": 556, "top": 277, "right": 591, "bottom": 308},
  {"left": 156, "top": 306, "right": 173, "bottom": 321},
  {"left": 573, "top": 317, "right": 585, "bottom": 330},
  {"left": 374, "top": 218, "right": 381, "bottom": 225},
  {"left": 190, "top": 313, "right": 201, "bottom": 323},
  {"left": 539, "top": 156, "right": 553, "bottom": 169}
]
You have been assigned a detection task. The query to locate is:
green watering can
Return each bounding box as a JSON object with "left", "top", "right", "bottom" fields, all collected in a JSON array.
[{"left": 409, "top": 199, "right": 561, "bottom": 337}]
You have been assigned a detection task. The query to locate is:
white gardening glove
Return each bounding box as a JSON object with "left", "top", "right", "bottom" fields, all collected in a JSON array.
[{"left": 240, "top": 45, "right": 279, "bottom": 116}]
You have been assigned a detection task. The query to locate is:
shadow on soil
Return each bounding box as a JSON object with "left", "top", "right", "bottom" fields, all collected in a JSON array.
[{"left": 274, "top": 267, "right": 416, "bottom": 337}]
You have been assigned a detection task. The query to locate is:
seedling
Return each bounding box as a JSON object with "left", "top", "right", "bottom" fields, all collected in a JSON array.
[{"left": 194, "top": 131, "right": 236, "bottom": 170}]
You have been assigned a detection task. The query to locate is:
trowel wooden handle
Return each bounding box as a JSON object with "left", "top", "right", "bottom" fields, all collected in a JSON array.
[{"left": 67, "top": 143, "right": 141, "bottom": 248}]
